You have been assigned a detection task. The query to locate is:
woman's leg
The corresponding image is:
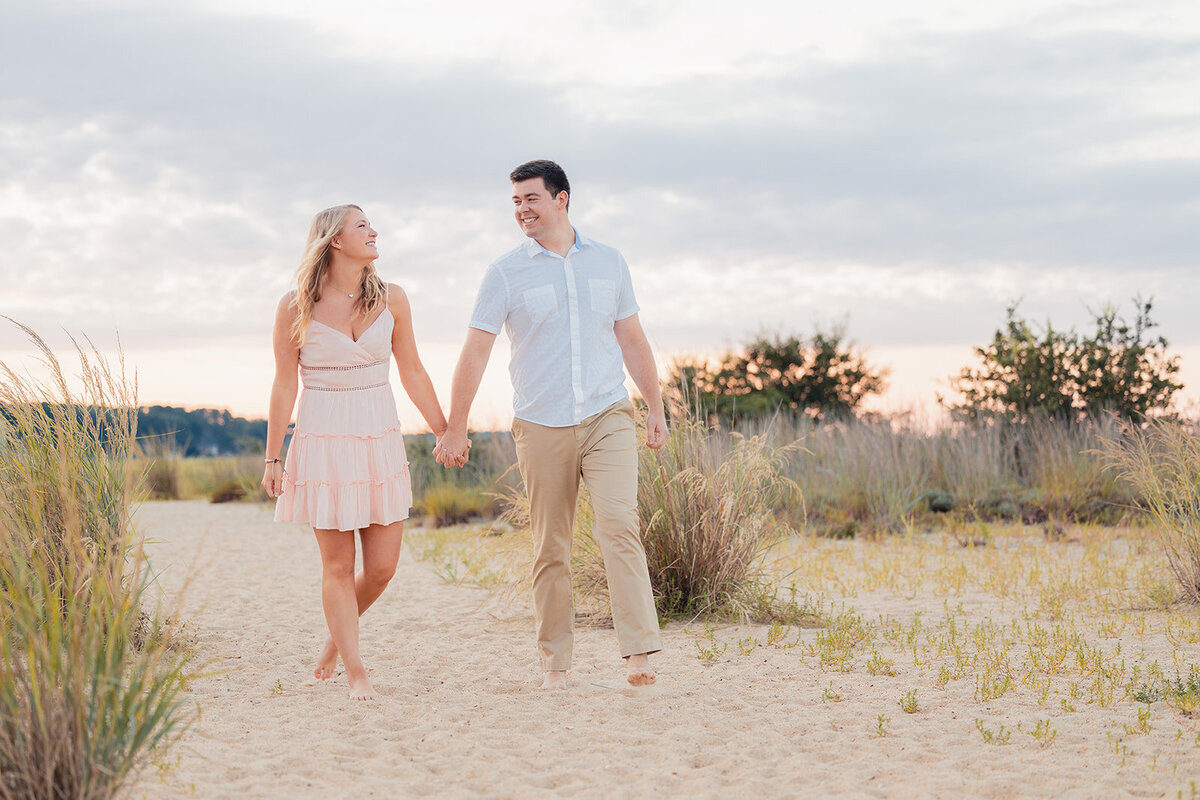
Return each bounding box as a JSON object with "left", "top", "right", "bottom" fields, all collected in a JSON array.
[
  {"left": 313, "top": 528, "right": 375, "bottom": 700},
  {"left": 313, "top": 521, "right": 405, "bottom": 681}
]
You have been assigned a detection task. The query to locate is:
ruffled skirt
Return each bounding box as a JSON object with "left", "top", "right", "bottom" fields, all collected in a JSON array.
[{"left": 274, "top": 384, "right": 412, "bottom": 532}]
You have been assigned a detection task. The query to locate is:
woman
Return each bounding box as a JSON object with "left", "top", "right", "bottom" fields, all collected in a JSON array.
[{"left": 262, "top": 204, "right": 447, "bottom": 700}]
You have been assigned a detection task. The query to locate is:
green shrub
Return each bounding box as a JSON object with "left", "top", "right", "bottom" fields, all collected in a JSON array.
[
  {"left": 668, "top": 327, "right": 888, "bottom": 424},
  {"left": 417, "top": 483, "right": 494, "bottom": 527},
  {"left": 946, "top": 299, "right": 1181, "bottom": 423},
  {"left": 210, "top": 478, "right": 247, "bottom": 504}
]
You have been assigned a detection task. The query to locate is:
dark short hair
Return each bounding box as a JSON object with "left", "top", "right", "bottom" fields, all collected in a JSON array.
[{"left": 510, "top": 159, "right": 570, "bottom": 210}]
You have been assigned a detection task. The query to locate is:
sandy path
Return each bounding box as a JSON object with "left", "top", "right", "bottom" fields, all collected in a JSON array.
[{"left": 131, "top": 501, "right": 1197, "bottom": 799}]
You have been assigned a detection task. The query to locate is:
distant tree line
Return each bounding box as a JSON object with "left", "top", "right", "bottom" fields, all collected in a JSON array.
[
  {"left": 670, "top": 298, "right": 1182, "bottom": 425},
  {"left": 138, "top": 406, "right": 266, "bottom": 456}
]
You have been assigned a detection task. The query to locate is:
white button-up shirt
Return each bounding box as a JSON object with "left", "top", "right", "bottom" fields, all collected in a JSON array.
[{"left": 468, "top": 231, "right": 640, "bottom": 427}]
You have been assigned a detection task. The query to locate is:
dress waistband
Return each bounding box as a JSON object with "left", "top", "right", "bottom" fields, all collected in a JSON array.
[{"left": 300, "top": 359, "right": 389, "bottom": 391}]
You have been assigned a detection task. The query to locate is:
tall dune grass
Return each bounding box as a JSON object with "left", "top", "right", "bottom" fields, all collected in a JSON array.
[
  {"left": 0, "top": 321, "right": 193, "bottom": 800},
  {"left": 502, "top": 401, "right": 803, "bottom": 620},
  {"left": 633, "top": 403, "right": 802, "bottom": 617},
  {"left": 745, "top": 412, "right": 1134, "bottom": 535},
  {"left": 1102, "top": 420, "right": 1200, "bottom": 603}
]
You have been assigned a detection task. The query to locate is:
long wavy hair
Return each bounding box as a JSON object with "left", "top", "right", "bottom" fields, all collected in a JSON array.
[{"left": 290, "top": 204, "right": 387, "bottom": 344}]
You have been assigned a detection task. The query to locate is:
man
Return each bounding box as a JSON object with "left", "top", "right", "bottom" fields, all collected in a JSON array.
[{"left": 435, "top": 159, "right": 666, "bottom": 689}]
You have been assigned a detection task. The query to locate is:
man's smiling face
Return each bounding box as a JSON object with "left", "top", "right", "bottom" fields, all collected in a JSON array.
[{"left": 512, "top": 177, "right": 568, "bottom": 239}]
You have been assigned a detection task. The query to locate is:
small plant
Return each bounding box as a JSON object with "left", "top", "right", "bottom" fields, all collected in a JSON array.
[
  {"left": 899, "top": 689, "right": 919, "bottom": 714},
  {"left": 271, "top": 678, "right": 284, "bottom": 696},
  {"left": 695, "top": 624, "right": 727, "bottom": 664},
  {"left": 867, "top": 650, "right": 897, "bottom": 677},
  {"left": 875, "top": 713, "right": 891, "bottom": 737},
  {"left": 821, "top": 682, "right": 843, "bottom": 703},
  {"left": 432, "top": 557, "right": 461, "bottom": 585},
  {"left": 811, "top": 609, "right": 872, "bottom": 672},
  {"left": 1162, "top": 667, "right": 1200, "bottom": 717},
  {"left": 737, "top": 635, "right": 758, "bottom": 655},
  {"left": 975, "top": 719, "right": 1011, "bottom": 745},
  {"left": 1146, "top": 581, "right": 1179, "bottom": 611},
  {"left": 1025, "top": 719, "right": 1057, "bottom": 748},
  {"left": 936, "top": 665, "right": 953, "bottom": 688}
]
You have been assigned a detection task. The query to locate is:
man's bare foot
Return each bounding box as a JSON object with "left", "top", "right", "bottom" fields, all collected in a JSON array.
[
  {"left": 626, "top": 653, "right": 656, "bottom": 686},
  {"left": 540, "top": 670, "right": 568, "bottom": 690},
  {"left": 314, "top": 638, "right": 338, "bottom": 681},
  {"left": 346, "top": 666, "right": 376, "bottom": 701}
]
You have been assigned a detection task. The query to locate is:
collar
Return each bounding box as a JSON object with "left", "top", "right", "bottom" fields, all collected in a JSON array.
[{"left": 522, "top": 228, "right": 590, "bottom": 258}]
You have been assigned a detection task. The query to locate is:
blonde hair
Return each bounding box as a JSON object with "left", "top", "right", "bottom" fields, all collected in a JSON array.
[{"left": 290, "top": 204, "right": 387, "bottom": 344}]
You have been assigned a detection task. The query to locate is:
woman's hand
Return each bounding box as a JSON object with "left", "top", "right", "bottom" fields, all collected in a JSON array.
[{"left": 262, "top": 461, "right": 284, "bottom": 498}]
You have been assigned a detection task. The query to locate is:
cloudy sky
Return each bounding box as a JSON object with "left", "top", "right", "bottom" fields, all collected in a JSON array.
[{"left": 3, "top": 0, "right": 1199, "bottom": 428}]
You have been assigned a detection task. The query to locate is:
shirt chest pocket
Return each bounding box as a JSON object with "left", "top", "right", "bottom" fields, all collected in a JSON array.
[
  {"left": 588, "top": 279, "right": 617, "bottom": 316},
  {"left": 521, "top": 285, "right": 558, "bottom": 324}
]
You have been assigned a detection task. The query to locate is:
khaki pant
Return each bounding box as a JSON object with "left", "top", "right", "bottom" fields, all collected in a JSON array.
[{"left": 512, "top": 399, "right": 662, "bottom": 670}]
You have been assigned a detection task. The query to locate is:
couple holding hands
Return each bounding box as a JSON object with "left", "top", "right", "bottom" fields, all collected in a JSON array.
[{"left": 262, "top": 160, "right": 667, "bottom": 699}]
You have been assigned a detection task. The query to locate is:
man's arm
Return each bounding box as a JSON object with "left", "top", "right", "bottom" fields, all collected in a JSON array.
[
  {"left": 614, "top": 313, "right": 667, "bottom": 450},
  {"left": 435, "top": 327, "right": 498, "bottom": 465}
]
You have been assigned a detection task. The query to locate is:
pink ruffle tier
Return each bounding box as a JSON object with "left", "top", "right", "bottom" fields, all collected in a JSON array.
[
  {"left": 273, "top": 306, "right": 413, "bottom": 532},
  {"left": 275, "top": 422, "right": 411, "bottom": 532}
]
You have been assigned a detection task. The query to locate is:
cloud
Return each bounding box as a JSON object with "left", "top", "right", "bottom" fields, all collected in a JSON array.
[{"left": 2, "top": 0, "right": 1199, "bottom": 376}]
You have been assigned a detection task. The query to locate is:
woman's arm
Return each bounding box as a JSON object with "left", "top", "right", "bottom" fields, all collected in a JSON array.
[
  {"left": 262, "top": 293, "right": 300, "bottom": 498},
  {"left": 388, "top": 284, "right": 449, "bottom": 437}
]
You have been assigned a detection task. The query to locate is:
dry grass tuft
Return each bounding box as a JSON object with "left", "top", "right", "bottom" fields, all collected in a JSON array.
[{"left": 1102, "top": 420, "right": 1200, "bottom": 602}]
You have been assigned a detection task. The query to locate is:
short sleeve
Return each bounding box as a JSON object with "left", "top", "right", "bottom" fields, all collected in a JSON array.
[
  {"left": 467, "top": 264, "right": 509, "bottom": 334},
  {"left": 615, "top": 253, "right": 640, "bottom": 320}
]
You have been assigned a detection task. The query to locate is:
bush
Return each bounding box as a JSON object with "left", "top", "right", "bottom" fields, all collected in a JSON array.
[
  {"left": 144, "top": 457, "right": 181, "bottom": 499},
  {"left": 0, "top": 320, "right": 194, "bottom": 799},
  {"left": 417, "top": 483, "right": 494, "bottom": 527},
  {"left": 174, "top": 455, "right": 266, "bottom": 502},
  {"left": 210, "top": 478, "right": 247, "bottom": 504},
  {"left": 946, "top": 299, "right": 1181, "bottom": 423},
  {"left": 669, "top": 327, "right": 888, "bottom": 424}
]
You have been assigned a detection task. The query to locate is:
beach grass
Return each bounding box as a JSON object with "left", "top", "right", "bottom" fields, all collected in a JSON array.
[
  {"left": 0, "top": 321, "right": 194, "bottom": 800},
  {"left": 1101, "top": 419, "right": 1200, "bottom": 603}
]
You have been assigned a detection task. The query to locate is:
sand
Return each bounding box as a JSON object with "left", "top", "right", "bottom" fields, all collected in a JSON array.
[{"left": 131, "top": 501, "right": 1200, "bottom": 799}]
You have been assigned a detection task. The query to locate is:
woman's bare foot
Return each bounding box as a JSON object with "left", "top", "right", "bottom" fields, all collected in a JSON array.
[
  {"left": 314, "top": 638, "right": 338, "bottom": 681},
  {"left": 626, "top": 653, "right": 656, "bottom": 686},
  {"left": 540, "top": 670, "right": 568, "bottom": 690},
  {"left": 346, "top": 665, "right": 376, "bottom": 700}
]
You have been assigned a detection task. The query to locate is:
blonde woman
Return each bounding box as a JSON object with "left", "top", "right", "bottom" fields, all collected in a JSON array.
[{"left": 262, "top": 204, "right": 447, "bottom": 700}]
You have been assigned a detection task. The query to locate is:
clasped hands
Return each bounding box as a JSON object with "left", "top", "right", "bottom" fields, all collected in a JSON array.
[{"left": 434, "top": 428, "right": 471, "bottom": 468}]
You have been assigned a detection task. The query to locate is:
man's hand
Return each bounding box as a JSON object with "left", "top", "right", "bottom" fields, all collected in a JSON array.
[
  {"left": 645, "top": 408, "right": 667, "bottom": 450},
  {"left": 435, "top": 428, "right": 471, "bottom": 467}
]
